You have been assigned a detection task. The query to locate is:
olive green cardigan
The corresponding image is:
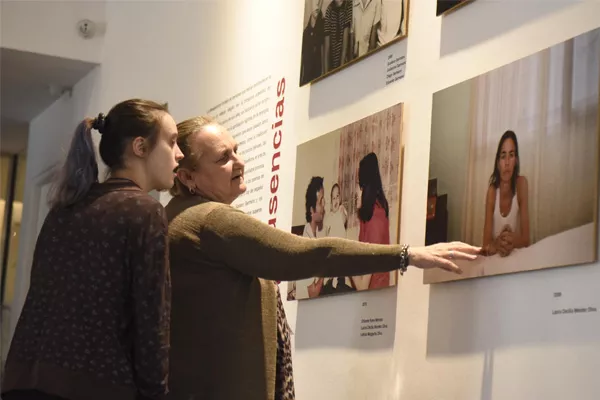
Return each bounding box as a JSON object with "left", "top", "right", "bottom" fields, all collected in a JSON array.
[{"left": 164, "top": 196, "right": 404, "bottom": 400}]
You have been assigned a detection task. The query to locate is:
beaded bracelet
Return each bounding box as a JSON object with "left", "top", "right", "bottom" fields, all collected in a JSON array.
[{"left": 399, "top": 244, "right": 410, "bottom": 275}]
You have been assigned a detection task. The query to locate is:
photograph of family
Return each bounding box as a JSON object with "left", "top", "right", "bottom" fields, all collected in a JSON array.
[
  {"left": 299, "top": 0, "right": 409, "bottom": 86},
  {"left": 424, "top": 27, "right": 600, "bottom": 284},
  {"left": 287, "top": 103, "right": 404, "bottom": 300}
]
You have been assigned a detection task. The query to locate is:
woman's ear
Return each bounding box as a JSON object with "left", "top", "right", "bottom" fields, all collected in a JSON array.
[
  {"left": 176, "top": 168, "right": 194, "bottom": 187},
  {"left": 132, "top": 137, "right": 148, "bottom": 158}
]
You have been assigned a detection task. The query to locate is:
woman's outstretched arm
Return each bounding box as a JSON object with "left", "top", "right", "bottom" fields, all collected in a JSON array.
[{"left": 193, "top": 203, "right": 477, "bottom": 281}]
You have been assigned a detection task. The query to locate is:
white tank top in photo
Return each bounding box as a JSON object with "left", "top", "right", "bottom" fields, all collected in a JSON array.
[{"left": 493, "top": 188, "right": 519, "bottom": 239}]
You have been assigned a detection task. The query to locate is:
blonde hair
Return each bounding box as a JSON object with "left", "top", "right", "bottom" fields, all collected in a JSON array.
[{"left": 170, "top": 115, "right": 218, "bottom": 197}]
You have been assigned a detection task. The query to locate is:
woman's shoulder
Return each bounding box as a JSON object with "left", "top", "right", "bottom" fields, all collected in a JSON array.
[
  {"left": 166, "top": 196, "right": 238, "bottom": 226},
  {"left": 100, "top": 185, "right": 161, "bottom": 206},
  {"left": 516, "top": 175, "right": 528, "bottom": 199},
  {"left": 120, "top": 191, "right": 165, "bottom": 218},
  {"left": 485, "top": 184, "right": 496, "bottom": 205},
  {"left": 129, "top": 191, "right": 162, "bottom": 207},
  {"left": 87, "top": 189, "right": 165, "bottom": 222},
  {"left": 516, "top": 175, "right": 528, "bottom": 187},
  {"left": 117, "top": 193, "right": 167, "bottom": 234}
]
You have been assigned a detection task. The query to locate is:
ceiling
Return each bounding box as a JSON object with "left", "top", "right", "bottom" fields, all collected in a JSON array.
[{"left": 0, "top": 47, "right": 98, "bottom": 154}]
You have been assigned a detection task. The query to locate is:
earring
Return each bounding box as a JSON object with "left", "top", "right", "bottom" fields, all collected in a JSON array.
[{"left": 189, "top": 186, "right": 196, "bottom": 195}]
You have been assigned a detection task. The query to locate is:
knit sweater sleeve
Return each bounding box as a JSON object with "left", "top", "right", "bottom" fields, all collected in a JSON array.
[{"left": 197, "top": 204, "right": 403, "bottom": 281}]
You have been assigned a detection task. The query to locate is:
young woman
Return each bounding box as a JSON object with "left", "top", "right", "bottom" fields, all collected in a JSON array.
[
  {"left": 351, "top": 152, "right": 393, "bottom": 290},
  {"left": 1, "top": 99, "right": 184, "bottom": 400},
  {"left": 482, "top": 130, "right": 530, "bottom": 257}
]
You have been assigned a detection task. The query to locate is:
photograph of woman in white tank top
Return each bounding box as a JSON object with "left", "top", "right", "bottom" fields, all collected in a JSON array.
[{"left": 482, "top": 130, "right": 531, "bottom": 257}]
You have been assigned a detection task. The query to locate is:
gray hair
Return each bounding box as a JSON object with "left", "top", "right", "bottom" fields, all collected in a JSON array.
[
  {"left": 170, "top": 115, "right": 217, "bottom": 197},
  {"left": 48, "top": 119, "right": 99, "bottom": 208}
]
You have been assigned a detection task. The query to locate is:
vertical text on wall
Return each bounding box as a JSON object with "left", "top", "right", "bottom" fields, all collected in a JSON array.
[{"left": 268, "top": 77, "right": 285, "bottom": 227}]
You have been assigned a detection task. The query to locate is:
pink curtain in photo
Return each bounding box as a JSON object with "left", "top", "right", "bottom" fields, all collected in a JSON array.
[{"left": 338, "top": 104, "right": 402, "bottom": 229}]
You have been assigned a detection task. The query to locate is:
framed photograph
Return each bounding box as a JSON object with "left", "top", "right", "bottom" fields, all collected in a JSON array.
[
  {"left": 287, "top": 103, "right": 405, "bottom": 300},
  {"left": 424, "top": 27, "right": 600, "bottom": 284},
  {"left": 299, "top": 0, "right": 410, "bottom": 87},
  {"left": 436, "top": 0, "right": 475, "bottom": 16}
]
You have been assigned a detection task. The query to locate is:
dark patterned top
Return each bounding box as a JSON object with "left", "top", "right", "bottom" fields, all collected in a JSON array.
[
  {"left": 1, "top": 180, "right": 171, "bottom": 400},
  {"left": 324, "top": 0, "right": 352, "bottom": 69},
  {"left": 275, "top": 284, "right": 295, "bottom": 400},
  {"left": 300, "top": 10, "right": 325, "bottom": 85}
]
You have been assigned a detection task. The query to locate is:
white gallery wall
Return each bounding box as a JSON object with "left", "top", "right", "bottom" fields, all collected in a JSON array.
[
  {"left": 5, "top": 0, "right": 600, "bottom": 399},
  {"left": 0, "top": 1, "right": 105, "bottom": 63}
]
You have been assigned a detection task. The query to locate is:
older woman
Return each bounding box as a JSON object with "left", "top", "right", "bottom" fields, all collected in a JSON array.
[{"left": 165, "top": 116, "right": 480, "bottom": 400}]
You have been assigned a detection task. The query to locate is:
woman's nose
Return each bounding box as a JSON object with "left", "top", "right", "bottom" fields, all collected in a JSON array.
[
  {"left": 175, "top": 144, "right": 184, "bottom": 161},
  {"left": 234, "top": 152, "right": 245, "bottom": 167}
]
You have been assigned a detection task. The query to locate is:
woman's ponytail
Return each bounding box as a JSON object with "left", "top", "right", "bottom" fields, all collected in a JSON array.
[
  {"left": 48, "top": 118, "right": 99, "bottom": 208},
  {"left": 48, "top": 99, "right": 169, "bottom": 207}
]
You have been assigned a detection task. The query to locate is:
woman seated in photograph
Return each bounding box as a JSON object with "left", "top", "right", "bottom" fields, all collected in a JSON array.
[{"left": 482, "top": 130, "right": 530, "bottom": 257}]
